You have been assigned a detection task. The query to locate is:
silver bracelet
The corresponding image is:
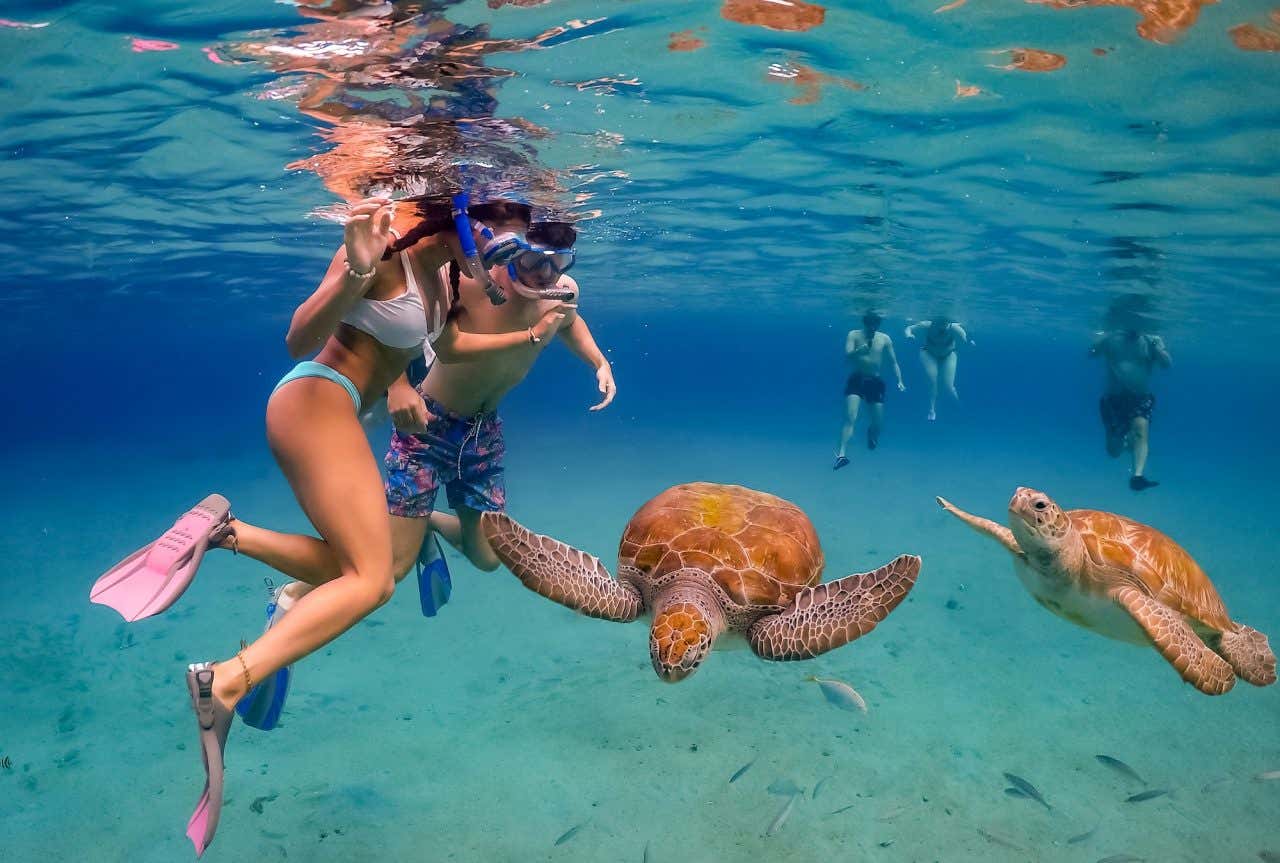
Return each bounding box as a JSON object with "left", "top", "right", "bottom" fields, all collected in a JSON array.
[{"left": 346, "top": 261, "right": 376, "bottom": 280}]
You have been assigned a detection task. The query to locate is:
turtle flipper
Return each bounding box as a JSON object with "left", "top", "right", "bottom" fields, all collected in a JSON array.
[
  {"left": 936, "top": 496, "right": 1022, "bottom": 556},
  {"left": 1112, "top": 586, "right": 1236, "bottom": 695},
  {"left": 748, "top": 554, "right": 920, "bottom": 661},
  {"left": 1214, "top": 625, "right": 1277, "bottom": 687},
  {"left": 480, "top": 512, "right": 643, "bottom": 622}
]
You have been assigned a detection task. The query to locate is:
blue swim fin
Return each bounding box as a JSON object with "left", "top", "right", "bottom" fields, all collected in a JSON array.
[
  {"left": 236, "top": 584, "right": 294, "bottom": 731},
  {"left": 417, "top": 533, "right": 452, "bottom": 617}
]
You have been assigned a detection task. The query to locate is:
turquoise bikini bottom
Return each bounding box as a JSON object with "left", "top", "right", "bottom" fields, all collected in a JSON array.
[{"left": 272, "top": 361, "right": 362, "bottom": 412}]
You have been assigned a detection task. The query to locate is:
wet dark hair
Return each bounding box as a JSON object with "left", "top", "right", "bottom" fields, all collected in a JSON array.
[
  {"left": 862, "top": 311, "right": 883, "bottom": 330},
  {"left": 527, "top": 221, "right": 577, "bottom": 248},
  {"left": 380, "top": 197, "right": 533, "bottom": 260}
]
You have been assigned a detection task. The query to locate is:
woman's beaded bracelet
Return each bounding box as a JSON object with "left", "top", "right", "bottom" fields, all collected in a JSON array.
[{"left": 346, "top": 260, "right": 377, "bottom": 280}]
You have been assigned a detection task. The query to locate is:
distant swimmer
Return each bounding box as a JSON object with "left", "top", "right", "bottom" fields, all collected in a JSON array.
[
  {"left": 1090, "top": 326, "right": 1171, "bottom": 491},
  {"left": 834, "top": 311, "right": 905, "bottom": 470},
  {"left": 904, "top": 317, "right": 974, "bottom": 421}
]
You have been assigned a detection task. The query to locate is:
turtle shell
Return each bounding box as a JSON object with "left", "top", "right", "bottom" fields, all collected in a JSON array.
[
  {"left": 1070, "top": 509, "right": 1232, "bottom": 630},
  {"left": 618, "top": 482, "right": 824, "bottom": 607}
]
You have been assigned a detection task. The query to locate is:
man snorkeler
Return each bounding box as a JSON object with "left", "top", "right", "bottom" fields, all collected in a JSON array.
[
  {"left": 384, "top": 216, "right": 616, "bottom": 579},
  {"left": 1091, "top": 324, "right": 1171, "bottom": 491},
  {"left": 834, "top": 311, "right": 905, "bottom": 470}
]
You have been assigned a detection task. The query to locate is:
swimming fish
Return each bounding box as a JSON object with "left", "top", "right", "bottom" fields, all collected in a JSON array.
[
  {"left": 643, "top": 840, "right": 653, "bottom": 862},
  {"left": 812, "top": 776, "right": 832, "bottom": 799},
  {"left": 1003, "top": 773, "right": 1051, "bottom": 810},
  {"left": 1096, "top": 855, "right": 1145, "bottom": 862},
  {"left": 766, "top": 794, "right": 798, "bottom": 837},
  {"left": 1124, "top": 789, "right": 1169, "bottom": 803},
  {"left": 806, "top": 676, "right": 868, "bottom": 713},
  {"left": 1067, "top": 826, "right": 1098, "bottom": 844},
  {"left": 1255, "top": 770, "right": 1280, "bottom": 781},
  {"left": 1258, "top": 852, "right": 1280, "bottom": 863},
  {"left": 828, "top": 804, "right": 856, "bottom": 815},
  {"left": 976, "top": 828, "right": 1026, "bottom": 852},
  {"left": 768, "top": 778, "right": 804, "bottom": 797},
  {"left": 554, "top": 825, "right": 582, "bottom": 846},
  {"left": 729, "top": 760, "right": 755, "bottom": 784},
  {"left": 1096, "top": 755, "right": 1146, "bottom": 785},
  {"left": 1004, "top": 787, "right": 1030, "bottom": 799}
]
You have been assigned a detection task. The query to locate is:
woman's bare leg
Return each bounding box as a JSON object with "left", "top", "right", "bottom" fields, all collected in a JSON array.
[
  {"left": 940, "top": 352, "right": 959, "bottom": 401},
  {"left": 920, "top": 349, "right": 939, "bottom": 420},
  {"left": 207, "top": 379, "right": 396, "bottom": 709},
  {"left": 223, "top": 520, "right": 342, "bottom": 586}
]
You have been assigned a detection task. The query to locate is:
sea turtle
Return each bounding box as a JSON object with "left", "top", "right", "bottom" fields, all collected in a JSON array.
[
  {"left": 480, "top": 482, "right": 921, "bottom": 681},
  {"left": 937, "top": 488, "right": 1276, "bottom": 695}
]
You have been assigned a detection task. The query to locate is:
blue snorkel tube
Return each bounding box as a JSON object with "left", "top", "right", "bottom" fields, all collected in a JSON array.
[{"left": 451, "top": 191, "right": 506, "bottom": 306}]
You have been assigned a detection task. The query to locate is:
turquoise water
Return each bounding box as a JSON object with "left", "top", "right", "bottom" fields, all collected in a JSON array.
[{"left": 2, "top": 1, "right": 1279, "bottom": 861}]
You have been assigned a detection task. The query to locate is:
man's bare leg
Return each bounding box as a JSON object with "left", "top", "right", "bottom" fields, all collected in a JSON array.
[
  {"left": 1129, "top": 417, "right": 1157, "bottom": 490},
  {"left": 455, "top": 506, "right": 501, "bottom": 571},
  {"left": 868, "top": 402, "right": 885, "bottom": 450},
  {"left": 835, "top": 395, "right": 862, "bottom": 469},
  {"left": 390, "top": 514, "right": 430, "bottom": 583}
]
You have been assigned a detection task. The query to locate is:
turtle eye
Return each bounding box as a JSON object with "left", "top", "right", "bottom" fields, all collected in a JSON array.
[{"left": 1034, "top": 501, "right": 1047, "bottom": 511}]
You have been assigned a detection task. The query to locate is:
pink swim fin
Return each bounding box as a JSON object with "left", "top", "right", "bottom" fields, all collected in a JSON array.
[
  {"left": 185, "top": 663, "right": 235, "bottom": 857},
  {"left": 90, "top": 494, "right": 231, "bottom": 622}
]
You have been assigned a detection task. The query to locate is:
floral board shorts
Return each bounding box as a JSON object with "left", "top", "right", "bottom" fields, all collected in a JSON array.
[{"left": 384, "top": 393, "right": 506, "bottom": 518}]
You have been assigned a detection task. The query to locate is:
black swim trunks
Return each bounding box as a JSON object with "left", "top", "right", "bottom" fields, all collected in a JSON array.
[
  {"left": 1100, "top": 392, "right": 1154, "bottom": 438},
  {"left": 844, "top": 372, "right": 887, "bottom": 403}
]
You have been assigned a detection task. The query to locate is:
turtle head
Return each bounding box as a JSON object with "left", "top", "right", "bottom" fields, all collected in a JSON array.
[
  {"left": 1008, "top": 487, "right": 1072, "bottom": 554},
  {"left": 649, "top": 580, "right": 725, "bottom": 683}
]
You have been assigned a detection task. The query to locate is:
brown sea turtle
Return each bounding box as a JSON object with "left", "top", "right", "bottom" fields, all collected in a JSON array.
[
  {"left": 937, "top": 488, "right": 1276, "bottom": 695},
  {"left": 481, "top": 482, "right": 921, "bottom": 681}
]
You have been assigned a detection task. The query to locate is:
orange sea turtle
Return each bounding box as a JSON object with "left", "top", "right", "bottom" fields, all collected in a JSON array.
[
  {"left": 937, "top": 488, "right": 1276, "bottom": 695},
  {"left": 481, "top": 482, "right": 921, "bottom": 682}
]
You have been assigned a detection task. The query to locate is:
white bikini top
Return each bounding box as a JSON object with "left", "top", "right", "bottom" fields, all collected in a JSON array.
[{"left": 340, "top": 231, "right": 444, "bottom": 350}]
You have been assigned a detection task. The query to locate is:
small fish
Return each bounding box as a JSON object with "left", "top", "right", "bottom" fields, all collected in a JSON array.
[
  {"left": 828, "top": 804, "right": 856, "bottom": 815},
  {"left": 1255, "top": 770, "right": 1280, "bottom": 781},
  {"left": 1124, "top": 789, "right": 1169, "bottom": 803},
  {"left": 1096, "top": 855, "right": 1144, "bottom": 863},
  {"left": 976, "top": 828, "right": 1026, "bottom": 852},
  {"left": 249, "top": 792, "right": 278, "bottom": 814},
  {"left": 1096, "top": 755, "right": 1146, "bottom": 785},
  {"left": 806, "top": 675, "right": 867, "bottom": 713},
  {"left": 768, "top": 778, "right": 804, "bottom": 797},
  {"left": 1004, "top": 787, "right": 1030, "bottom": 799},
  {"left": 1067, "top": 826, "right": 1098, "bottom": 845},
  {"left": 554, "top": 825, "right": 581, "bottom": 846},
  {"left": 643, "top": 840, "right": 653, "bottom": 862},
  {"left": 1003, "top": 773, "right": 1051, "bottom": 810},
  {"left": 1258, "top": 852, "right": 1280, "bottom": 863},
  {"left": 766, "top": 794, "right": 798, "bottom": 837},
  {"left": 729, "top": 760, "right": 755, "bottom": 784},
  {"left": 0, "top": 756, "right": 11, "bottom": 769},
  {"left": 812, "top": 776, "right": 832, "bottom": 799}
]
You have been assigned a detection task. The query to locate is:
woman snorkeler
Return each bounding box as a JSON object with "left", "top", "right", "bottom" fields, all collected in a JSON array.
[
  {"left": 904, "top": 317, "right": 975, "bottom": 421},
  {"left": 89, "top": 195, "right": 570, "bottom": 855}
]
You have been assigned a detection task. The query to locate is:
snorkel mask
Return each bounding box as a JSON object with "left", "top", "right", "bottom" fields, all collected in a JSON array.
[
  {"left": 450, "top": 192, "right": 507, "bottom": 306},
  {"left": 473, "top": 221, "right": 577, "bottom": 302}
]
